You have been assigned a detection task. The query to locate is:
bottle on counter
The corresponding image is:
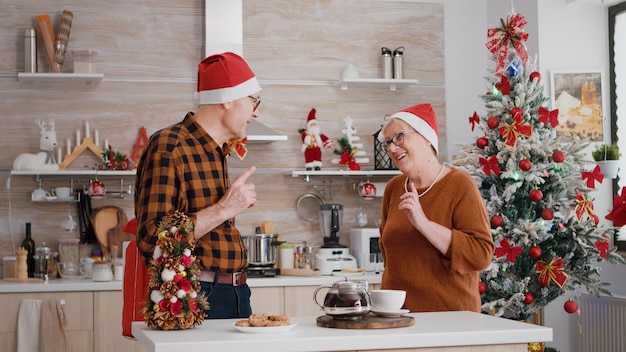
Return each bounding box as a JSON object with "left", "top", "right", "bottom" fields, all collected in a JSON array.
[{"left": 20, "top": 223, "right": 36, "bottom": 278}]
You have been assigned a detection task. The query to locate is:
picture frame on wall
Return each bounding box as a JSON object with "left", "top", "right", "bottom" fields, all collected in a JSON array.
[{"left": 550, "top": 69, "right": 605, "bottom": 142}]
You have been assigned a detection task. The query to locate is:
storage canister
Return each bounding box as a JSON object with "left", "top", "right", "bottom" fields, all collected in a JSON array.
[
  {"left": 279, "top": 242, "right": 295, "bottom": 270},
  {"left": 393, "top": 46, "right": 405, "bottom": 79},
  {"left": 92, "top": 260, "right": 113, "bottom": 282},
  {"left": 381, "top": 47, "right": 393, "bottom": 79}
]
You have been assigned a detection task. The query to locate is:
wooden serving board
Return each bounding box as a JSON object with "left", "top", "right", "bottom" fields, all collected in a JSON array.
[
  {"left": 4, "top": 277, "right": 44, "bottom": 283},
  {"left": 316, "top": 314, "right": 414, "bottom": 329}
]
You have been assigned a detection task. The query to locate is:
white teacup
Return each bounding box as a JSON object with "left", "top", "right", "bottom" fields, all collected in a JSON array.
[
  {"left": 32, "top": 188, "right": 52, "bottom": 201},
  {"left": 369, "top": 289, "right": 406, "bottom": 312},
  {"left": 53, "top": 186, "right": 72, "bottom": 200}
]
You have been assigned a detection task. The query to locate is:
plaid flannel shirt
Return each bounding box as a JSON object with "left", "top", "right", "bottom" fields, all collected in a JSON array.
[{"left": 134, "top": 112, "right": 247, "bottom": 272}]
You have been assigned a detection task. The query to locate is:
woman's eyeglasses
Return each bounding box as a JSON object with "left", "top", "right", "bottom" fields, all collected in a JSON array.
[
  {"left": 381, "top": 131, "right": 418, "bottom": 150},
  {"left": 248, "top": 95, "right": 261, "bottom": 111}
]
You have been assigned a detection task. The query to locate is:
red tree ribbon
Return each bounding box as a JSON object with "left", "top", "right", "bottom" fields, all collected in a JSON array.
[
  {"left": 486, "top": 13, "right": 530, "bottom": 77},
  {"left": 227, "top": 137, "right": 248, "bottom": 160},
  {"left": 575, "top": 191, "right": 595, "bottom": 221},
  {"left": 479, "top": 155, "right": 501, "bottom": 176},
  {"left": 495, "top": 238, "right": 523, "bottom": 262},
  {"left": 606, "top": 186, "right": 626, "bottom": 227},
  {"left": 495, "top": 75, "right": 511, "bottom": 95},
  {"left": 538, "top": 107, "right": 559, "bottom": 128},
  {"left": 595, "top": 234, "right": 609, "bottom": 259},
  {"left": 469, "top": 111, "right": 480, "bottom": 131},
  {"left": 535, "top": 257, "right": 568, "bottom": 287},
  {"left": 582, "top": 165, "right": 604, "bottom": 189},
  {"left": 498, "top": 114, "right": 532, "bottom": 147}
]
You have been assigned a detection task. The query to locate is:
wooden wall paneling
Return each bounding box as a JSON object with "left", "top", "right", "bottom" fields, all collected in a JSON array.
[{"left": 0, "top": 0, "right": 444, "bottom": 265}]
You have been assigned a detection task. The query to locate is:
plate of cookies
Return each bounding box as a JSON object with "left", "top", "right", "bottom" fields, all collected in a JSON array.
[{"left": 234, "top": 313, "right": 297, "bottom": 334}]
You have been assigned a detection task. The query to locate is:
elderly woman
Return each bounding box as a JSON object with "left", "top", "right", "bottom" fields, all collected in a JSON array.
[{"left": 377, "top": 103, "right": 494, "bottom": 312}]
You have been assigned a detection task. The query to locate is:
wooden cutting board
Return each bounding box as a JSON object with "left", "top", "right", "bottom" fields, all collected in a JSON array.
[
  {"left": 316, "top": 314, "right": 414, "bottom": 329},
  {"left": 92, "top": 206, "right": 127, "bottom": 259}
]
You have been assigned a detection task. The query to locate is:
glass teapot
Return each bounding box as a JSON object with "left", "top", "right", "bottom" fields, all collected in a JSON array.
[{"left": 313, "top": 278, "right": 370, "bottom": 320}]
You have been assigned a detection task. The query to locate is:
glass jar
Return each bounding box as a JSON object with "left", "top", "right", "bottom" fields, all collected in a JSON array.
[
  {"left": 58, "top": 238, "right": 80, "bottom": 265},
  {"left": 92, "top": 260, "right": 112, "bottom": 282},
  {"left": 295, "top": 246, "right": 306, "bottom": 269}
]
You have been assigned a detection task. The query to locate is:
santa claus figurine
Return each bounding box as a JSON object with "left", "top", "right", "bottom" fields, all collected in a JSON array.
[{"left": 300, "top": 108, "right": 333, "bottom": 170}]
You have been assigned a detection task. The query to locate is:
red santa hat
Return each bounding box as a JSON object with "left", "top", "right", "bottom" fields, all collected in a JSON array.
[
  {"left": 197, "top": 52, "right": 261, "bottom": 105},
  {"left": 306, "top": 108, "right": 317, "bottom": 127},
  {"left": 378, "top": 103, "right": 439, "bottom": 155}
]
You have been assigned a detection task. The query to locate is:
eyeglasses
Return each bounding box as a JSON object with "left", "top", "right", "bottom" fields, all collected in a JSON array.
[
  {"left": 380, "top": 131, "right": 418, "bottom": 150},
  {"left": 248, "top": 95, "right": 261, "bottom": 111}
]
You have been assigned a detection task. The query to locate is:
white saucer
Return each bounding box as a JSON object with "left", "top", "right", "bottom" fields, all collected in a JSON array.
[
  {"left": 233, "top": 323, "right": 297, "bottom": 334},
  {"left": 371, "top": 308, "right": 410, "bottom": 317}
]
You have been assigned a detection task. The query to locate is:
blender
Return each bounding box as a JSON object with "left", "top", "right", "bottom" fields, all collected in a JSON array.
[{"left": 315, "top": 204, "right": 358, "bottom": 275}]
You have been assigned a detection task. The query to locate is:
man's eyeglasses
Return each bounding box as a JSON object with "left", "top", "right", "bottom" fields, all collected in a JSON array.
[
  {"left": 380, "top": 131, "right": 418, "bottom": 150},
  {"left": 248, "top": 95, "right": 261, "bottom": 111}
]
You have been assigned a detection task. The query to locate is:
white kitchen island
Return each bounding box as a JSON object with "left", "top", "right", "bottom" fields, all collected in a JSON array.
[{"left": 132, "top": 311, "right": 552, "bottom": 352}]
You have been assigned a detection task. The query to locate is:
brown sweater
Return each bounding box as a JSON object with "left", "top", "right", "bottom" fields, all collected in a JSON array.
[{"left": 380, "top": 168, "right": 494, "bottom": 312}]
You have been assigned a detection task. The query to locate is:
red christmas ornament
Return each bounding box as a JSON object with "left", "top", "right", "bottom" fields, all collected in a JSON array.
[
  {"left": 529, "top": 245, "right": 542, "bottom": 260},
  {"left": 529, "top": 189, "right": 543, "bottom": 202},
  {"left": 523, "top": 292, "right": 534, "bottom": 305},
  {"left": 487, "top": 116, "right": 500, "bottom": 129},
  {"left": 491, "top": 214, "right": 504, "bottom": 228},
  {"left": 541, "top": 208, "right": 554, "bottom": 220},
  {"left": 518, "top": 159, "right": 532, "bottom": 171},
  {"left": 476, "top": 137, "right": 488, "bottom": 149},
  {"left": 564, "top": 299, "right": 578, "bottom": 314},
  {"left": 592, "top": 214, "right": 600, "bottom": 225},
  {"left": 510, "top": 107, "right": 523, "bottom": 119},
  {"left": 552, "top": 150, "right": 565, "bottom": 163},
  {"left": 479, "top": 281, "right": 487, "bottom": 294},
  {"left": 530, "top": 71, "right": 541, "bottom": 82}
]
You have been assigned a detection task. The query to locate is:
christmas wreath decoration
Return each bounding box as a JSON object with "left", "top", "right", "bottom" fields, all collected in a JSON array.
[{"left": 143, "top": 211, "right": 209, "bottom": 330}]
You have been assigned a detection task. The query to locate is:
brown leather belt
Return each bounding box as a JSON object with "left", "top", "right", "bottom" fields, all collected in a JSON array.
[{"left": 199, "top": 271, "right": 246, "bottom": 286}]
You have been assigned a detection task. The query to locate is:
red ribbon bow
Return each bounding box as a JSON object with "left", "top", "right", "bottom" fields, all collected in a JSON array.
[
  {"left": 498, "top": 113, "right": 533, "bottom": 147},
  {"left": 538, "top": 107, "right": 559, "bottom": 128},
  {"left": 469, "top": 112, "right": 480, "bottom": 131},
  {"left": 575, "top": 191, "right": 595, "bottom": 221},
  {"left": 495, "top": 238, "right": 523, "bottom": 263},
  {"left": 582, "top": 165, "right": 604, "bottom": 189},
  {"left": 535, "top": 257, "right": 568, "bottom": 288},
  {"left": 227, "top": 137, "right": 248, "bottom": 160},
  {"left": 495, "top": 76, "right": 511, "bottom": 95},
  {"left": 595, "top": 234, "right": 609, "bottom": 259},
  {"left": 479, "top": 155, "right": 501, "bottom": 176},
  {"left": 606, "top": 186, "right": 626, "bottom": 227},
  {"left": 486, "top": 13, "right": 530, "bottom": 78}
]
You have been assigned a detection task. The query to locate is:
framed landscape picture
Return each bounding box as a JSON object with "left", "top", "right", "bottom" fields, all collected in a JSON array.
[{"left": 550, "top": 70, "right": 605, "bottom": 142}]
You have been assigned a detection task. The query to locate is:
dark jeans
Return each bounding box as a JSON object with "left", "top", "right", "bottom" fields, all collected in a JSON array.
[{"left": 200, "top": 281, "right": 252, "bottom": 319}]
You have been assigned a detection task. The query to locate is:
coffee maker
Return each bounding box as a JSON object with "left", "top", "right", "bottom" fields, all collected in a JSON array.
[{"left": 315, "top": 204, "right": 358, "bottom": 275}]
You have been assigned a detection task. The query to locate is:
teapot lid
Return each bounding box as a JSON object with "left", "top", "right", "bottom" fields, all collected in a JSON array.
[
  {"left": 35, "top": 242, "right": 52, "bottom": 253},
  {"left": 333, "top": 278, "right": 365, "bottom": 290}
]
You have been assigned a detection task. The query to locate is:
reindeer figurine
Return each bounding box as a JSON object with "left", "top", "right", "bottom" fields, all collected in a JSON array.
[{"left": 12, "top": 119, "right": 60, "bottom": 170}]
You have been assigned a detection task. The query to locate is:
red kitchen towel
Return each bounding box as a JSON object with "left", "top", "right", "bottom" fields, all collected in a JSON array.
[{"left": 122, "top": 239, "right": 149, "bottom": 339}]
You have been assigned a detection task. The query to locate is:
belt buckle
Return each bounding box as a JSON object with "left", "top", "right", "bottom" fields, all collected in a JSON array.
[{"left": 232, "top": 272, "right": 242, "bottom": 286}]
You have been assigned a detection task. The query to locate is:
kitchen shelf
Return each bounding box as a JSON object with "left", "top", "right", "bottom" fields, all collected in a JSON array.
[
  {"left": 17, "top": 72, "right": 104, "bottom": 86},
  {"left": 290, "top": 169, "right": 401, "bottom": 178},
  {"left": 11, "top": 170, "right": 135, "bottom": 176},
  {"left": 335, "top": 78, "right": 421, "bottom": 92}
]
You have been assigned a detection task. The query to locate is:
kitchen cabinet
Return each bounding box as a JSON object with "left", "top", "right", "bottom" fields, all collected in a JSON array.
[
  {"left": 94, "top": 291, "right": 146, "bottom": 352},
  {"left": 0, "top": 291, "right": 93, "bottom": 352}
]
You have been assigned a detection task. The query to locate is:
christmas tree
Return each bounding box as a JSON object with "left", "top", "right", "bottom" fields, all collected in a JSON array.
[{"left": 453, "top": 9, "right": 625, "bottom": 320}]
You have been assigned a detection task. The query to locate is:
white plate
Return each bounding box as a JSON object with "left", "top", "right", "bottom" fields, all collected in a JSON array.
[
  {"left": 371, "top": 308, "right": 410, "bottom": 317},
  {"left": 331, "top": 271, "right": 365, "bottom": 277},
  {"left": 233, "top": 323, "right": 298, "bottom": 334}
]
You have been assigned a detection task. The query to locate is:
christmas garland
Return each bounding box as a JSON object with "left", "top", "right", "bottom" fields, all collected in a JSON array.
[{"left": 143, "top": 211, "right": 209, "bottom": 330}]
